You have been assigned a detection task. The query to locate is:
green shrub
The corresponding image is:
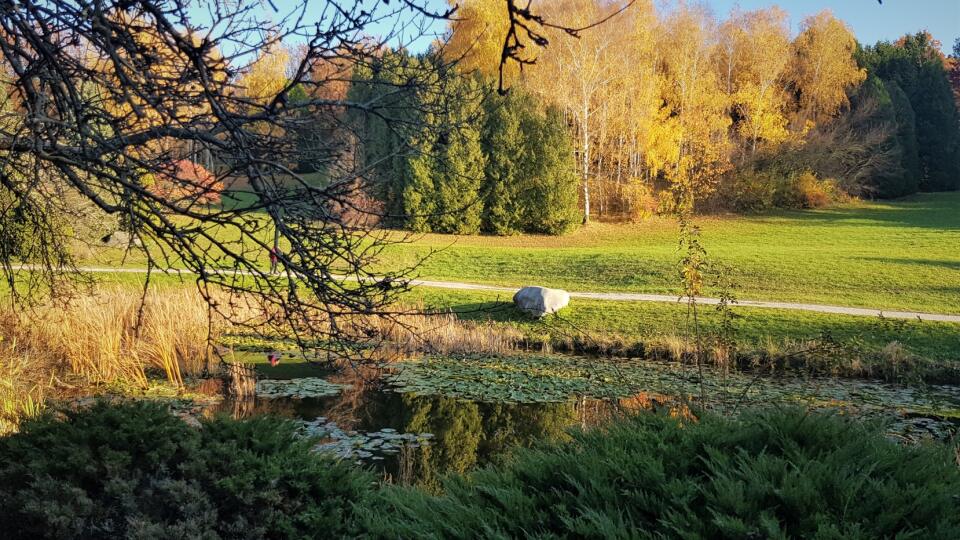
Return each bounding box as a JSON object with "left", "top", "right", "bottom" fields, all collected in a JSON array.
[
  {"left": 0, "top": 401, "right": 375, "bottom": 539},
  {"left": 371, "top": 409, "right": 960, "bottom": 539},
  {"left": 4, "top": 403, "right": 957, "bottom": 539}
]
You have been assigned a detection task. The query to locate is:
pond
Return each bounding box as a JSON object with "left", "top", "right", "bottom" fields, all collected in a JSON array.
[{"left": 197, "top": 353, "right": 960, "bottom": 487}]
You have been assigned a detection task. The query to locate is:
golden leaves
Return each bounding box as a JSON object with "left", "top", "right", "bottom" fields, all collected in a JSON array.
[
  {"left": 790, "top": 11, "right": 867, "bottom": 123},
  {"left": 443, "top": 0, "right": 514, "bottom": 80},
  {"left": 238, "top": 39, "right": 291, "bottom": 105}
]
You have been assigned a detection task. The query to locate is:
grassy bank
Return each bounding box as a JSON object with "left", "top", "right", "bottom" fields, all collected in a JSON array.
[
  {"left": 378, "top": 193, "right": 960, "bottom": 314},
  {"left": 409, "top": 287, "right": 960, "bottom": 381}
]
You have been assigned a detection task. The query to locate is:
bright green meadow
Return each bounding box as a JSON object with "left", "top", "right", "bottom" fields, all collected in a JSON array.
[{"left": 378, "top": 192, "right": 960, "bottom": 314}]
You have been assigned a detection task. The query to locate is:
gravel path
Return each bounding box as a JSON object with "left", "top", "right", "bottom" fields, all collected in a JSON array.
[
  {"left": 410, "top": 278, "right": 960, "bottom": 323},
  {"left": 16, "top": 265, "right": 960, "bottom": 323}
]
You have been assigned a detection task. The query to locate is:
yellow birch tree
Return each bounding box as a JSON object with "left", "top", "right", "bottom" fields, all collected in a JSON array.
[
  {"left": 443, "top": 0, "right": 515, "bottom": 80},
  {"left": 238, "top": 39, "right": 291, "bottom": 105},
  {"left": 654, "top": 3, "right": 731, "bottom": 207},
  {"left": 717, "top": 7, "right": 792, "bottom": 157},
  {"left": 789, "top": 11, "right": 866, "bottom": 130}
]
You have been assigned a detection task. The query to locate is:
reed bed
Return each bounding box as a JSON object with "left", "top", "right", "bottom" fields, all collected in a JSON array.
[
  {"left": 0, "top": 287, "right": 219, "bottom": 432},
  {"left": 31, "top": 287, "right": 217, "bottom": 385},
  {"left": 365, "top": 308, "right": 527, "bottom": 357},
  {"left": 0, "top": 319, "right": 54, "bottom": 434}
]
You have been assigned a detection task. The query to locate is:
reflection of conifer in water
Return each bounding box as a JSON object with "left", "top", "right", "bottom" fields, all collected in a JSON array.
[
  {"left": 230, "top": 396, "right": 258, "bottom": 420},
  {"left": 396, "top": 444, "right": 416, "bottom": 487}
]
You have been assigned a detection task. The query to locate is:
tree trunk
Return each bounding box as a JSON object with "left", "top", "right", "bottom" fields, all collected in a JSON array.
[
  {"left": 582, "top": 179, "right": 590, "bottom": 224},
  {"left": 581, "top": 111, "right": 591, "bottom": 225}
]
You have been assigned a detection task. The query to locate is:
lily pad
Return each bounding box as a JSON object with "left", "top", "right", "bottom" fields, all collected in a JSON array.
[
  {"left": 256, "top": 378, "right": 349, "bottom": 399},
  {"left": 298, "top": 416, "right": 433, "bottom": 463},
  {"left": 383, "top": 354, "right": 960, "bottom": 442}
]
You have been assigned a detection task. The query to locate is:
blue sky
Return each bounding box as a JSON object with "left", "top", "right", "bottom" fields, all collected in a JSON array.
[
  {"left": 704, "top": 0, "right": 959, "bottom": 51},
  {"left": 211, "top": 1, "right": 958, "bottom": 57},
  {"left": 391, "top": 0, "right": 959, "bottom": 53}
]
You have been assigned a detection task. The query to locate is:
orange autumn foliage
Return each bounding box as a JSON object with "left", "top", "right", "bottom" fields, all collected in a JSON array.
[{"left": 150, "top": 160, "right": 224, "bottom": 205}]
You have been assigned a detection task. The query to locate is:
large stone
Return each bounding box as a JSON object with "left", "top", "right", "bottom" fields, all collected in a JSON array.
[
  {"left": 512, "top": 286, "right": 570, "bottom": 318},
  {"left": 100, "top": 230, "right": 142, "bottom": 248}
]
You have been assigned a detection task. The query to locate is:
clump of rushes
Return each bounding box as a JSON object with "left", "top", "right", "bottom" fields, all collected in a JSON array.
[
  {"left": 0, "top": 332, "right": 51, "bottom": 435},
  {"left": 5, "top": 287, "right": 218, "bottom": 385},
  {"left": 0, "top": 286, "right": 220, "bottom": 432}
]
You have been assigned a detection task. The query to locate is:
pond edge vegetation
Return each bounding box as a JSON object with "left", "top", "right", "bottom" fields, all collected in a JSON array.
[{"left": 4, "top": 283, "right": 959, "bottom": 434}]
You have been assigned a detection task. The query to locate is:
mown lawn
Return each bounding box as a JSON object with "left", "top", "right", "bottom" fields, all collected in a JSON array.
[
  {"left": 73, "top": 271, "right": 959, "bottom": 368},
  {"left": 33, "top": 192, "right": 960, "bottom": 370},
  {"left": 33, "top": 268, "right": 954, "bottom": 372},
  {"left": 377, "top": 193, "right": 960, "bottom": 314},
  {"left": 84, "top": 192, "right": 960, "bottom": 314}
]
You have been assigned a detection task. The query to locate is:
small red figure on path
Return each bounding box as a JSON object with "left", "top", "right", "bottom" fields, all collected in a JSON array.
[
  {"left": 267, "top": 352, "right": 281, "bottom": 367},
  {"left": 269, "top": 247, "right": 278, "bottom": 273}
]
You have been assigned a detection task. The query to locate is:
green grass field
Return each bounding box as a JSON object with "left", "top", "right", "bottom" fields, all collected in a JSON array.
[
  {"left": 378, "top": 193, "right": 960, "bottom": 314},
  {"left": 58, "top": 264, "right": 955, "bottom": 378},
  {"left": 86, "top": 192, "right": 960, "bottom": 315}
]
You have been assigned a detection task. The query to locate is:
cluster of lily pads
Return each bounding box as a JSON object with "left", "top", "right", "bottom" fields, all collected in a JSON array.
[
  {"left": 383, "top": 354, "right": 960, "bottom": 442},
  {"left": 256, "top": 378, "right": 349, "bottom": 399},
  {"left": 384, "top": 354, "right": 780, "bottom": 404},
  {"left": 66, "top": 381, "right": 225, "bottom": 429},
  {"left": 886, "top": 415, "right": 960, "bottom": 442},
  {"left": 299, "top": 417, "right": 433, "bottom": 462},
  {"left": 221, "top": 333, "right": 370, "bottom": 355},
  {"left": 385, "top": 354, "right": 648, "bottom": 403},
  {"left": 220, "top": 333, "right": 309, "bottom": 355}
]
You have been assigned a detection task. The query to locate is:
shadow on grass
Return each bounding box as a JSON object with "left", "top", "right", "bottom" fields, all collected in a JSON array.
[
  {"left": 858, "top": 257, "right": 960, "bottom": 271},
  {"left": 431, "top": 300, "right": 536, "bottom": 324},
  {"left": 757, "top": 193, "right": 960, "bottom": 230}
]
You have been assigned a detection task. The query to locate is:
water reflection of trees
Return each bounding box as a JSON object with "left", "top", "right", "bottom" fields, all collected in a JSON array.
[
  {"left": 375, "top": 395, "right": 580, "bottom": 489},
  {"left": 387, "top": 392, "right": 696, "bottom": 488},
  {"left": 211, "top": 365, "right": 696, "bottom": 488}
]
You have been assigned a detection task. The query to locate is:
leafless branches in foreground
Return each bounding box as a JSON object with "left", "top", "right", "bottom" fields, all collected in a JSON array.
[{"left": 0, "top": 0, "right": 602, "bottom": 364}]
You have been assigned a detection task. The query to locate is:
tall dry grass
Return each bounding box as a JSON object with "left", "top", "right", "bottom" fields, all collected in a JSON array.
[
  {"left": 0, "top": 321, "right": 54, "bottom": 434},
  {"left": 26, "top": 287, "right": 217, "bottom": 385},
  {"left": 0, "top": 287, "right": 218, "bottom": 432},
  {"left": 366, "top": 309, "right": 527, "bottom": 358}
]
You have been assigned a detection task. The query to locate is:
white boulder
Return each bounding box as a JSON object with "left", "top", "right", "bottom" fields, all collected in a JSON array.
[
  {"left": 512, "top": 286, "right": 570, "bottom": 318},
  {"left": 100, "top": 230, "right": 143, "bottom": 248}
]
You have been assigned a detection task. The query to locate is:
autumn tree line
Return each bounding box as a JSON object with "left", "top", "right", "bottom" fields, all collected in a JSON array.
[
  {"left": 6, "top": 2, "right": 959, "bottom": 239},
  {"left": 432, "top": 0, "right": 960, "bottom": 227},
  {"left": 276, "top": 1, "right": 960, "bottom": 233},
  {"left": 258, "top": 0, "right": 960, "bottom": 233}
]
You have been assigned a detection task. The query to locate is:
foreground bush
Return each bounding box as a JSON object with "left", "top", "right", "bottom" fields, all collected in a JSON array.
[
  {"left": 0, "top": 401, "right": 373, "bottom": 539},
  {"left": 373, "top": 409, "right": 960, "bottom": 538},
  {"left": 2, "top": 403, "right": 957, "bottom": 539}
]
